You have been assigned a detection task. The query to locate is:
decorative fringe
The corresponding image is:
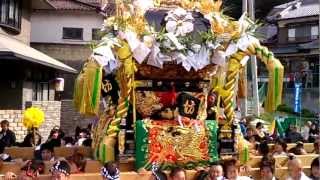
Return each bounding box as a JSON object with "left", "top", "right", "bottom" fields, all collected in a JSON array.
[
  {"left": 73, "top": 59, "right": 103, "bottom": 116},
  {"left": 238, "top": 134, "right": 250, "bottom": 164},
  {"left": 252, "top": 44, "right": 284, "bottom": 112}
]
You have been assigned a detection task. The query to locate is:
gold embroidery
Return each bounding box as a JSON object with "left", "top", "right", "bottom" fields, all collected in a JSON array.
[
  {"left": 102, "top": 80, "right": 113, "bottom": 93},
  {"left": 183, "top": 100, "right": 195, "bottom": 115}
]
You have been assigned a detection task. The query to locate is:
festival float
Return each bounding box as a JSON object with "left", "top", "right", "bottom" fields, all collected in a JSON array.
[{"left": 73, "top": 0, "right": 284, "bottom": 172}]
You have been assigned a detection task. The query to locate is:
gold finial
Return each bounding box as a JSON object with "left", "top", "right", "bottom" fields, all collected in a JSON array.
[{"left": 155, "top": 0, "right": 183, "bottom": 8}]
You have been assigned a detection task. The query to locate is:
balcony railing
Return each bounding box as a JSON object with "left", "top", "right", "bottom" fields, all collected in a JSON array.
[{"left": 288, "top": 36, "right": 319, "bottom": 43}]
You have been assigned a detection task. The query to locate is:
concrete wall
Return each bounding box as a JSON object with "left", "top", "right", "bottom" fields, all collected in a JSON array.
[
  {"left": 0, "top": 0, "right": 31, "bottom": 44},
  {"left": 31, "top": 11, "right": 103, "bottom": 45},
  {"left": 60, "top": 100, "right": 92, "bottom": 137},
  {"left": 0, "top": 110, "right": 26, "bottom": 142}
]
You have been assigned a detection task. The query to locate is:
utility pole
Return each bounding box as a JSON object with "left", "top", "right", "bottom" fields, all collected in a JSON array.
[
  {"left": 248, "top": 0, "right": 260, "bottom": 117},
  {"left": 241, "top": 0, "right": 248, "bottom": 117}
]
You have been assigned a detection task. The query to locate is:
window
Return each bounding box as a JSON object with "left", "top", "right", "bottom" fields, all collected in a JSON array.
[
  {"left": 62, "top": 27, "right": 83, "bottom": 40},
  {"left": 92, "top": 28, "right": 101, "bottom": 40},
  {"left": 311, "top": 26, "right": 319, "bottom": 40},
  {"left": 32, "top": 82, "right": 49, "bottom": 101},
  {"left": 0, "top": 0, "right": 22, "bottom": 33},
  {"left": 288, "top": 28, "right": 296, "bottom": 42}
]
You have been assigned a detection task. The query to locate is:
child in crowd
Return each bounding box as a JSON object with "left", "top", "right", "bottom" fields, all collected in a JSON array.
[
  {"left": 47, "top": 128, "right": 62, "bottom": 147},
  {"left": 223, "top": 159, "right": 251, "bottom": 180},
  {"left": 208, "top": 162, "right": 224, "bottom": 180},
  {"left": 50, "top": 160, "right": 71, "bottom": 180},
  {"left": 0, "top": 120, "right": 16, "bottom": 147},
  {"left": 101, "top": 161, "right": 120, "bottom": 180},
  {"left": 310, "top": 157, "right": 320, "bottom": 180},
  {"left": 38, "top": 143, "right": 56, "bottom": 162},
  {"left": 273, "top": 139, "right": 287, "bottom": 156},
  {"left": 66, "top": 152, "right": 86, "bottom": 173},
  {"left": 259, "top": 159, "right": 277, "bottom": 180},
  {"left": 255, "top": 122, "right": 267, "bottom": 141},
  {"left": 170, "top": 167, "right": 186, "bottom": 180}
]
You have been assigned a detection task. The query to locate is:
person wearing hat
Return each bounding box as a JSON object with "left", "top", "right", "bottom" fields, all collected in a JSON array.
[
  {"left": 50, "top": 160, "right": 71, "bottom": 180},
  {"left": 101, "top": 161, "right": 120, "bottom": 180},
  {"left": 150, "top": 163, "right": 167, "bottom": 180},
  {"left": 4, "top": 160, "right": 44, "bottom": 179}
]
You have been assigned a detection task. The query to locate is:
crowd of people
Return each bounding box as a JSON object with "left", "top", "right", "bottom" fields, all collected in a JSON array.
[
  {"left": 147, "top": 155, "right": 320, "bottom": 180},
  {"left": 0, "top": 120, "right": 93, "bottom": 150},
  {"left": 0, "top": 120, "right": 93, "bottom": 179},
  {"left": 0, "top": 118, "right": 319, "bottom": 180},
  {"left": 239, "top": 119, "right": 320, "bottom": 156}
]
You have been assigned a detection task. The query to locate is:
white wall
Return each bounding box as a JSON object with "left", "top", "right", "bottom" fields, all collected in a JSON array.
[{"left": 31, "top": 11, "right": 103, "bottom": 44}]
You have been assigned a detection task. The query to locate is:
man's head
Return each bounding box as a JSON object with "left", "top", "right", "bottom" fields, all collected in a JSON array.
[
  {"left": 275, "top": 139, "right": 287, "bottom": 153},
  {"left": 50, "top": 160, "right": 70, "bottom": 180},
  {"left": 246, "top": 128, "right": 254, "bottom": 137},
  {"left": 306, "top": 121, "right": 312, "bottom": 127},
  {"left": 287, "top": 155, "right": 303, "bottom": 179},
  {"left": 79, "top": 129, "right": 88, "bottom": 139},
  {"left": 1, "top": 120, "right": 9, "bottom": 131},
  {"left": 311, "top": 157, "right": 320, "bottom": 178},
  {"left": 223, "top": 159, "right": 239, "bottom": 180},
  {"left": 209, "top": 162, "right": 223, "bottom": 180},
  {"left": 256, "top": 122, "right": 263, "bottom": 130},
  {"left": 50, "top": 129, "right": 60, "bottom": 139},
  {"left": 101, "top": 161, "right": 119, "bottom": 180},
  {"left": 170, "top": 167, "right": 186, "bottom": 180},
  {"left": 40, "top": 143, "right": 54, "bottom": 161},
  {"left": 260, "top": 161, "right": 274, "bottom": 180}
]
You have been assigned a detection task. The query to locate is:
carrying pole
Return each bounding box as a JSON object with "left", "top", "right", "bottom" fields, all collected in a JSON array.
[
  {"left": 248, "top": 0, "right": 260, "bottom": 116},
  {"left": 241, "top": 0, "right": 248, "bottom": 117}
]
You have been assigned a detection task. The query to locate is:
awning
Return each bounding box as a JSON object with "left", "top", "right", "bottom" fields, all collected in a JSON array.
[{"left": 0, "top": 34, "right": 77, "bottom": 73}]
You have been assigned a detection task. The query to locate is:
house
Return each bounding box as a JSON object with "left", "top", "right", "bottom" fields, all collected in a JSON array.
[
  {"left": 263, "top": 0, "right": 319, "bottom": 113},
  {"left": 30, "top": 0, "right": 104, "bottom": 99},
  {"left": 0, "top": 0, "right": 77, "bottom": 141},
  {"left": 30, "top": 0, "right": 105, "bottom": 136},
  {"left": 265, "top": 0, "right": 319, "bottom": 86}
]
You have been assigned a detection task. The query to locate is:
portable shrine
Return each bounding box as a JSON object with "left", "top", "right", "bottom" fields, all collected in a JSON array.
[{"left": 73, "top": 0, "right": 284, "bottom": 171}]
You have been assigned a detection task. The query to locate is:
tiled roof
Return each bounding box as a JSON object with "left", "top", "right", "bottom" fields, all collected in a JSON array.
[
  {"left": 269, "top": 0, "right": 319, "bottom": 20},
  {"left": 46, "top": 0, "right": 100, "bottom": 11}
]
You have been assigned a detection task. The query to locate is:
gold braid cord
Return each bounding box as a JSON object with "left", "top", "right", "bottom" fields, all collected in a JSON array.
[
  {"left": 106, "top": 42, "right": 134, "bottom": 138},
  {"left": 222, "top": 51, "right": 247, "bottom": 123},
  {"left": 222, "top": 41, "right": 283, "bottom": 124}
]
